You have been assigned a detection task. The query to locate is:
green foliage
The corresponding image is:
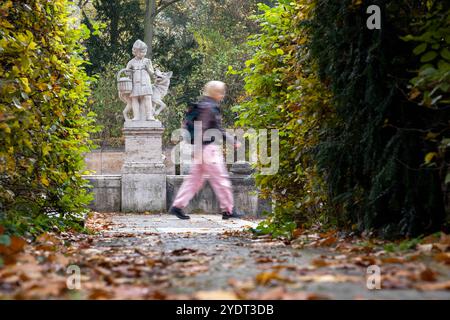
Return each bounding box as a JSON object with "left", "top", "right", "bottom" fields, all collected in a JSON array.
[
  {"left": 310, "top": 0, "right": 450, "bottom": 237},
  {"left": 89, "top": 63, "right": 127, "bottom": 148},
  {"left": 85, "top": 0, "right": 266, "bottom": 146},
  {"left": 402, "top": 4, "right": 450, "bottom": 187},
  {"left": 252, "top": 217, "right": 297, "bottom": 239},
  {"left": 0, "top": 0, "right": 97, "bottom": 236},
  {"left": 239, "top": 0, "right": 449, "bottom": 238},
  {"left": 236, "top": 1, "right": 334, "bottom": 230},
  {"left": 383, "top": 237, "right": 423, "bottom": 253},
  {"left": 402, "top": 5, "right": 450, "bottom": 108},
  {"left": 82, "top": 0, "right": 143, "bottom": 74}
]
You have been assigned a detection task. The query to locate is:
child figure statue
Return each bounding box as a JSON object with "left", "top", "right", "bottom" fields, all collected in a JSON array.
[{"left": 119, "top": 40, "right": 155, "bottom": 121}]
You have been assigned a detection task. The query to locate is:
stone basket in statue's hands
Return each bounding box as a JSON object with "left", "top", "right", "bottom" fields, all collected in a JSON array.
[{"left": 117, "top": 69, "right": 133, "bottom": 103}]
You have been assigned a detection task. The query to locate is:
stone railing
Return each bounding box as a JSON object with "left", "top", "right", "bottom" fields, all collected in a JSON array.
[
  {"left": 83, "top": 124, "right": 271, "bottom": 216},
  {"left": 83, "top": 159, "right": 270, "bottom": 217}
]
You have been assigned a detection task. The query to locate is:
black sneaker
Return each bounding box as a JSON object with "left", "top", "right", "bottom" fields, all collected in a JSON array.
[
  {"left": 169, "top": 206, "right": 190, "bottom": 220},
  {"left": 222, "top": 208, "right": 245, "bottom": 220}
]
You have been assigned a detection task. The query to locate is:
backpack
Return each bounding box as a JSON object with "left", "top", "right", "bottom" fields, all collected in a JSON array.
[{"left": 183, "top": 101, "right": 200, "bottom": 144}]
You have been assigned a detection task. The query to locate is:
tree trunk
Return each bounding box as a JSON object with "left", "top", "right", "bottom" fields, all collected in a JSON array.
[
  {"left": 110, "top": 3, "right": 119, "bottom": 56},
  {"left": 144, "top": 0, "right": 157, "bottom": 58}
]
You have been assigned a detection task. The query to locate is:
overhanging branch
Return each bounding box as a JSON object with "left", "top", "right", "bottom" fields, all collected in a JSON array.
[{"left": 154, "top": 0, "right": 182, "bottom": 16}]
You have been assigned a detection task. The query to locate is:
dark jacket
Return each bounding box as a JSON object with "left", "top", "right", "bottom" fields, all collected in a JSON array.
[{"left": 194, "top": 96, "right": 234, "bottom": 145}]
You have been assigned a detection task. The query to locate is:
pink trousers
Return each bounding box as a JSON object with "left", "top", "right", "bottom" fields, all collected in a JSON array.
[{"left": 172, "top": 144, "right": 234, "bottom": 213}]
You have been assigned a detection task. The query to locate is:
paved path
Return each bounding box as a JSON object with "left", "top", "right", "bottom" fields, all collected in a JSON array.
[
  {"left": 81, "top": 213, "right": 450, "bottom": 300},
  {"left": 109, "top": 214, "right": 259, "bottom": 234}
]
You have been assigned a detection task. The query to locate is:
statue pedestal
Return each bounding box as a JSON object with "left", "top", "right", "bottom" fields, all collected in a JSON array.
[{"left": 121, "top": 120, "right": 166, "bottom": 212}]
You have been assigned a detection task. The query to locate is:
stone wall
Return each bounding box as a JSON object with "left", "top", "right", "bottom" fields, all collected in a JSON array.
[
  {"left": 83, "top": 163, "right": 271, "bottom": 217},
  {"left": 83, "top": 149, "right": 271, "bottom": 216},
  {"left": 84, "top": 175, "right": 122, "bottom": 212},
  {"left": 84, "top": 148, "right": 175, "bottom": 175}
]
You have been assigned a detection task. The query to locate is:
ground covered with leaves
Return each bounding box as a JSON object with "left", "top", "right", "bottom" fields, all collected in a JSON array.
[{"left": 1, "top": 213, "right": 450, "bottom": 300}]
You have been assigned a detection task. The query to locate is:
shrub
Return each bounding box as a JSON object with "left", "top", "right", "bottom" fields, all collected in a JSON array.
[
  {"left": 235, "top": 1, "right": 334, "bottom": 231},
  {"left": 310, "top": 0, "right": 450, "bottom": 237},
  {"left": 0, "top": 0, "right": 97, "bottom": 236}
]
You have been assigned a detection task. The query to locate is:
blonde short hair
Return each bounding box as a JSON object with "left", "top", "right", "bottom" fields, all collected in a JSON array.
[{"left": 203, "top": 81, "right": 226, "bottom": 97}]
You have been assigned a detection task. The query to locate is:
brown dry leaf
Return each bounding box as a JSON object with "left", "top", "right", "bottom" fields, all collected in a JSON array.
[
  {"left": 255, "top": 271, "right": 291, "bottom": 285},
  {"left": 298, "top": 274, "right": 361, "bottom": 283},
  {"left": 195, "top": 290, "right": 238, "bottom": 300},
  {"left": 171, "top": 248, "right": 197, "bottom": 256},
  {"left": 1, "top": 274, "right": 20, "bottom": 284},
  {"left": 0, "top": 236, "right": 27, "bottom": 264},
  {"left": 271, "top": 264, "right": 298, "bottom": 271},
  {"left": 255, "top": 257, "right": 275, "bottom": 263},
  {"left": 228, "top": 278, "right": 255, "bottom": 292},
  {"left": 35, "top": 233, "right": 62, "bottom": 252},
  {"left": 300, "top": 292, "right": 331, "bottom": 300},
  {"left": 17, "top": 280, "right": 66, "bottom": 299},
  {"left": 405, "top": 253, "right": 421, "bottom": 261},
  {"left": 292, "top": 228, "right": 304, "bottom": 239},
  {"left": 381, "top": 257, "right": 404, "bottom": 264},
  {"left": 439, "top": 233, "right": 450, "bottom": 245},
  {"left": 181, "top": 264, "right": 209, "bottom": 276},
  {"left": 433, "top": 252, "right": 450, "bottom": 264},
  {"left": 432, "top": 243, "right": 449, "bottom": 252},
  {"left": 415, "top": 280, "right": 450, "bottom": 291},
  {"left": 88, "top": 288, "right": 114, "bottom": 300},
  {"left": 48, "top": 253, "right": 70, "bottom": 266},
  {"left": 419, "top": 268, "right": 438, "bottom": 282},
  {"left": 317, "top": 235, "right": 337, "bottom": 247},
  {"left": 249, "top": 287, "right": 285, "bottom": 300},
  {"left": 9, "top": 236, "right": 27, "bottom": 252},
  {"left": 112, "top": 286, "right": 150, "bottom": 300},
  {"left": 311, "top": 258, "right": 331, "bottom": 268},
  {"left": 250, "top": 287, "right": 330, "bottom": 300},
  {"left": 94, "top": 266, "right": 112, "bottom": 276},
  {"left": 36, "top": 233, "right": 60, "bottom": 245},
  {"left": 353, "top": 256, "right": 377, "bottom": 267}
]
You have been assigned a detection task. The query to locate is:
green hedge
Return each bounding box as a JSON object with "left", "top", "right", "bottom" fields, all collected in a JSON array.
[
  {"left": 238, "top": 0, "right": 449, "bottom": 237},
  {"left": 235, "top": 1, "right": 335, "bottom": 234},
  {"left": 311, "top": 0, "right": 450, "bottom": 237},
  {"left": 0, "top": 0, "right": 97, "bottom": 236}
]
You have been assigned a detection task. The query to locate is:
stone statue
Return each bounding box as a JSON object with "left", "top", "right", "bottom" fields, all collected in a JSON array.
[
  {"left": 152, "top": 69, "right": 173, "bottom": 117},
  {"left": 118, "top": 40, "right": 172, "bottom": 122}
]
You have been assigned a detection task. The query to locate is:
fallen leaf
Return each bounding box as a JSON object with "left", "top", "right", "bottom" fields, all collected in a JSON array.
[
  {"left": 298, "top": 274, "right": 361, "bottom": 283},
  {"left": 311, "top": 258, "right": 330, "bottom": 268},
  {"left": 434, "top": 252, "right": 450, "bottom": 264},
  {"left": 255, "top": 271, "right": 291, "bottom": 285},
  {"left": 381, "top": 257, "right": 404, "bottom": 264},
  {"left": 292, "top": 228, "right": 304, "bottom": 239},
  {"left": 171, "top": 248, "right": 197, "bottom": 256},
  {"left": 255, "top": 257, "right": 275, "bottom": 263},
  {"left": 195, "top": 290, "right": 238, "bottom": 300},
  {"left": 415, "top": 280, "right": 450, "bottom": 291},
  {"left": 419, "top": 268, "right": 438, "bottom": 282},
  {"left": 89, "top": 288, "right": 114, "bottom": 300},
  {"left": 353, "top": 256, "right": 377, "bottom": 267}
]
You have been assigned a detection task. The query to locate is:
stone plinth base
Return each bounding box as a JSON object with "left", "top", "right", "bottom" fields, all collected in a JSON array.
[
  {"left": 121, "top": 173, "right": 166, "bottom": 212},
  {"left": 121, "top": 120, "right": 166, "bottom": 212}
]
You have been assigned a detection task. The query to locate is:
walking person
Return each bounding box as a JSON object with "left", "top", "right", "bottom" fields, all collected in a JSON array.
[{"left": 169, "top": 81, "right": 244, "bottom": 220}]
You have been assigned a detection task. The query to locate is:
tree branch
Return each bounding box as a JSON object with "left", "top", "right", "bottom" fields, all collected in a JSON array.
[{"left": 155, "top": 0, "right": 182, "bottom": 16}]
